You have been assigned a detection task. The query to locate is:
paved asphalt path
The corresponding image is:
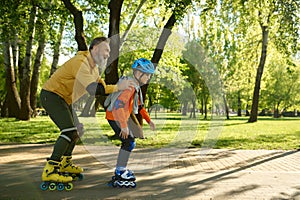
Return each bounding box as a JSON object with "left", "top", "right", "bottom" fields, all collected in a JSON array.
[{"left": 0, "top": 144, "right": 299, "bottom": 200}]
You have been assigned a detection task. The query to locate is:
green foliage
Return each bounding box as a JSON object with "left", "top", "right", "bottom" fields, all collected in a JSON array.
[
  {"left": 273, "top": 1, "right": 300, "bottom": 55},
  {"left": 182, "top": 0, "right": 300, "bottom": 116},
  {"left": 260, "top": 47, "right": 300, "bottom": 112},
  {"left": 1, "top": 0, "right": 300, "bottom": 120},
  {"left": 164, "top": 0, "right": 193, "bottom": 20}
]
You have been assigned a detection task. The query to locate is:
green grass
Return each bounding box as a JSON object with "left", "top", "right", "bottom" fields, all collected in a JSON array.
[
  {"left": 192, "top": 117, "right": 300, "bottom": 150},
  {"left": 0, "top": 117, "right": 58, "bottom": 143},
  {"left": 0, "top": 112, "right": 299, "bottom": 150}
]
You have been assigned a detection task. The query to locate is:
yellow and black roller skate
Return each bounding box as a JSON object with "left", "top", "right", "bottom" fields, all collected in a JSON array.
[
  {"left": 60, "top": 156, "right": 84, "bottom": 181},
  {"left": 40, "top": 160, "right": 73, "bottom": 191},
  {"left": 108, "top": 169, "right": 137, "bottom": 188}
]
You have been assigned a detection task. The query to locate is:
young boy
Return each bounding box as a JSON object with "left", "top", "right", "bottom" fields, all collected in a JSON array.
[{"left": 105, "top": 58, "right": 156, "bottom": 188}]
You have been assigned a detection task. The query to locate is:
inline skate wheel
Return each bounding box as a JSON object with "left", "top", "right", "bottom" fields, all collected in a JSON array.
[
  {"left": 49, "top": 182, "right": 56, "bottom": 191},
  {"left": 40, "top": 182, "right": 49, "bottom": 191},
  {"left": 71, "top": 174, "right": 77, "bottom": 181},
  {"left": 57, "top": 183, "right": 65, "bottom": 191},
  {"left": 78, "top": 173, "right": 84, "bottom": 181},
  {"left": 123, "top": 181, "right": 130, "bottom": 188},
  {"left": 116, "top": 181, "right": 123, "bottom": 188},
  {"left": 113, "top": 182, "right": 118, "bottom": 188},
  {"left": 131, "top": 182, "right": 137, "bottom": 188},
  {"left": 65, "top": 183, "right": 73, "bottom": 191},
  {"left": 107, "top": 180, "right": 116, "bottom": 187}
]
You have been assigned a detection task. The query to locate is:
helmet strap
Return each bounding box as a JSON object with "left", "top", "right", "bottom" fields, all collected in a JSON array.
[{"left": 134, "top": 70, "right": 147, "bottom": 85}]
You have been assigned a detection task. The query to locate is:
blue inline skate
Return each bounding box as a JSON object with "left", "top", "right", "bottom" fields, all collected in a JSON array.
[{"left": 108, "top": 169, "right": 136, "bottom": 188}]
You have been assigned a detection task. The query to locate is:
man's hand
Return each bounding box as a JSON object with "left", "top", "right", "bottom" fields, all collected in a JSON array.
[
  {"left": 117, "top": 79, "right": 135, "bottom": 91},
  {"left": 120, "top": 127, "right": 129, "bottom": 139}
]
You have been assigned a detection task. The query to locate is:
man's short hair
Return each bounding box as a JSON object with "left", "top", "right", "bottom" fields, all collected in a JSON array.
[{"left": 89, "top": 37, "right": 110, "bottom": 51}]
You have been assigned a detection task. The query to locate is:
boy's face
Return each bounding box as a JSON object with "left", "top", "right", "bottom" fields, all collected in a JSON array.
[{"left": 135, "top": 70, "right": 151, "bottom": 85}]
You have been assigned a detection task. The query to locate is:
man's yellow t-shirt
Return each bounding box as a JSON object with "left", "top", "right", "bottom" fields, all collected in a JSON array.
[{"left": 43, "top": 51, "right": 117, "bottom": 105}]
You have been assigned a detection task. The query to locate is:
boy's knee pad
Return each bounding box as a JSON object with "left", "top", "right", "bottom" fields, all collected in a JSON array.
[
  {"left": 60, "top": 129, "right": 79, "bottom": 143},
  {"left": 129, "top": 141, "right": 136, "bottom": 151},
  {"left": 121, "top": 140, "right": 136, "bottom": 152}
]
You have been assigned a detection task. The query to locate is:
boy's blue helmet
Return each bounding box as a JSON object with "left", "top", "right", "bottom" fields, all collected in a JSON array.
[{"left": 132, "top": 58, "right": 155, "bottom": 74}]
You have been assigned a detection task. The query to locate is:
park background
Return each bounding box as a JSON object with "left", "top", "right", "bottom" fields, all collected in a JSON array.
[{"left": 0, "top": 0, "right": 300, "bottom": 150}]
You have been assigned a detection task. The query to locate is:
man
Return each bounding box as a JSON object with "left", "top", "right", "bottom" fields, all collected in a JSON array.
[{"left": 40, "top": 37, "right": 134, "bottom": 185}]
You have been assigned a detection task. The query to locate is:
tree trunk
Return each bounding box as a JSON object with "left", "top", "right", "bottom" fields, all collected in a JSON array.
[
  {"left": 223, "top": 94, "right": 229, "bottom": 119},
  {"left": 105, "top": 0, "right": 124, "bottom": 84},
  {"left": 3, "top": 41, "right": 21, "bottom": 117},
  {"left": 18, "top": 43, "right": 25, "bottom": 85},
  {"left": 182, "top": 102, "right": 188, "bottom": 116},
  {"left": 245, "top": 106, "right": 250, "bottom": 116},
  {"left": 90, "top": 99, "right": 101, "bottom": 117},
  {"left": 11, "top": 31, "right": 19, "bottom": 86},
  {"left": 273, "top": 102, "right": 280, "bottom": 118},
  {"left": 248, "top": 25, "right": 269, "bottom": 123},
  {"left": 190, "top": 99, "right": 196, "bottom": 118},
  {"left": 30, "top": 31, "right": 46, "bottom": 117},
  {"left": 1, "top": 96, "right": 8, "bottom": 117},
  {"left": 62, "top": 0, "right": 87, "bottom": 51},
  {"left": 50, "top": 18, "right": 66, "bottom": 77},
  {"left": 18, "top": 5, "right": 37, "bottom": 120},
  {"left": 200, "top": 97, "right": 204, "bottom": 115},
  {"left": 274, "top": 108, "right": 280, "bottom": 118},
  {"left": 237, "top": 91, "right": 242, "bottom": 116},
  {"left": 151, "top": 13, "right": 176, "bottom": 65},
  {"left": 204, "top": 96, "right": 208, "bottom": 120},
  {"left": 79, "top": 96, "right": 95, "bottom": 117}
]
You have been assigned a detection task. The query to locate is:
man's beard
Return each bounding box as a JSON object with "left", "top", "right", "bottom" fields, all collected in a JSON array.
[{"left": 97, "top": 55, "right": 107, "bottom": 75}]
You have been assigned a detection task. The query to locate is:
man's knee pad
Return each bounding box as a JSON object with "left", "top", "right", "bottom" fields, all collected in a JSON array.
[
  {"left": 121, "top": 140, "right": 136, "bottom": 152},
  {"left": 60, "top": 129, "right": 79, "bottom": 143}
]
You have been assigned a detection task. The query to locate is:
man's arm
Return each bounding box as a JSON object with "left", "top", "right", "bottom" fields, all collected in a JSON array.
[
  {"left": 86, "top": 78, "right": 135, "bottom": 96},
  {"left": 86, "top": 82, "right": 106, "bottom": 96}
]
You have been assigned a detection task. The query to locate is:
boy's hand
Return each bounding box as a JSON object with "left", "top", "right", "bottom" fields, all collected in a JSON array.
[
  {"left": 117, "top": 79, "right": 135, "bottom": 91},
  {"left": 120, "top": 127, "right": 129, "bottom": 139},
  {"left": 149, "top": 121, "right": 156, "bottom": 131}
]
